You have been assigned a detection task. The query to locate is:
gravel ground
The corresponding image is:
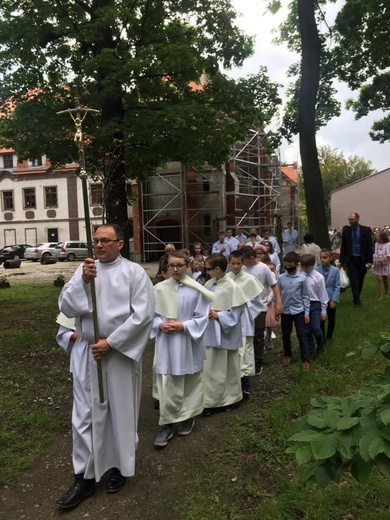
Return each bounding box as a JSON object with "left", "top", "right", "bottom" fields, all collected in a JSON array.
[{"left": 1, "top": 259, "right": 159, "bottom": 284}]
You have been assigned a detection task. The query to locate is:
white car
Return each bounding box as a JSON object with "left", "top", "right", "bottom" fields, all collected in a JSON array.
[{"left": 24, "top": 243, "right": 59, "bottom": 261}]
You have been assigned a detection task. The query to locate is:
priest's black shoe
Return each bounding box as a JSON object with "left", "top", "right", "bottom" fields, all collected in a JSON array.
[
  {"left": 56, "top": 476, "right": 96, "bottom": 509},
  {"left": 106, "top": 468, "right": 127, "bottom": 494}
]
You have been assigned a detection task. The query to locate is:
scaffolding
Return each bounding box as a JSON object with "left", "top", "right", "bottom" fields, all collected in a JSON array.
[
  {"left": 140, "top": 129, "right": 286, "bottom": 261},
  {"left": 228, "top": 129, "right": 281, "bottom": 235}
]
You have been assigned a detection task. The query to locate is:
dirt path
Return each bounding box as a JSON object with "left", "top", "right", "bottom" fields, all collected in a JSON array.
[
  {"left": 1, "top": 262, "right": 272, "bottom": 520},
  {"left": 1, "top": 339, "right": 268, "bottom": 520}
]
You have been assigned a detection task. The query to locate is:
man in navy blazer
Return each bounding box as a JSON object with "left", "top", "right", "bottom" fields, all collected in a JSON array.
[{"left": 340, "top": 212, "right": 373, "bottom": 306}]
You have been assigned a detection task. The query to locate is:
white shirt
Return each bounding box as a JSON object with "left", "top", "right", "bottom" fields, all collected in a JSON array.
[{"left": 302, "top": 269, "right": 328, "bottom": 313}]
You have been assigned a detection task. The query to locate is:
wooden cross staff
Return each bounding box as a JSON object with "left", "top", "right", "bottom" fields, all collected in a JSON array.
[{"left": 57, "top": 87, "right": 105, "bottom": 403}]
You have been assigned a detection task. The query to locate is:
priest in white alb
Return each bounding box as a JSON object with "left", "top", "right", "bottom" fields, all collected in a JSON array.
[{"left": 56, "top": 224, "right": 154, "bottom": 510}]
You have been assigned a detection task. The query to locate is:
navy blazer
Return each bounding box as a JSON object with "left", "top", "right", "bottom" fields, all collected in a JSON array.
[
  {"left": 315, "top": 264, "right": 340, "bottom": 303},
  {"left": 339, "top": 224, "right": 373, "bottom": 266}
]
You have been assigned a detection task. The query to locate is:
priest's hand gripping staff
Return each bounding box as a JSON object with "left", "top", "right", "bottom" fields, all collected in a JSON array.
[{"left": 57, "top": 87, "right": 105, "bottom": 403}]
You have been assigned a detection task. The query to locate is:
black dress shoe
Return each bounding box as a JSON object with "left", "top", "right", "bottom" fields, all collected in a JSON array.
[
  {"left": 56, "top": 477, "right": 95, "bottom": 509},
  {"left": 106, "top": 468, "right": 127, "bottom": 494}
]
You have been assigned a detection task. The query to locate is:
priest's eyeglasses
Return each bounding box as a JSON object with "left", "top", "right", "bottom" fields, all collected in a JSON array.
[
  {"left": 93, "top": 238, "right": 120, "bottom": 246},
  {"left": 168, "top": 263, "right": 186, "bottom": 269}
]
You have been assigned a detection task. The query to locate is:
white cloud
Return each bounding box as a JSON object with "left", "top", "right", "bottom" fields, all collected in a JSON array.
[{"left": 228, "top": 0, "right": 390, "bottom": 172}]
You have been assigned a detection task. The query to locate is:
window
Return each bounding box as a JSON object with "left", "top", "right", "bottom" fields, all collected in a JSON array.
[
  {"left": 3, "top": 153, "right": 14, "bottom": 169},
  {"left": 90, "top": 184, "right": 103, "bottom": 206},
  {"left": 44, "top": 186, "right": 58, "bottom": 207},
  {"left": 23, "top": 188, "right": 36, "bottom": 209},
  {"left": 2, "top": 191, "right": 14, "bottom": 211},
  {"left": 33, "top": 158, "right": 42, "bottom": 166}
]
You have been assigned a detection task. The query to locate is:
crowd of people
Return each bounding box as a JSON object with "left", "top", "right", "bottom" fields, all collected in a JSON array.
[{"left": 54, "top": 214, "right": 389, "bottom": 510}]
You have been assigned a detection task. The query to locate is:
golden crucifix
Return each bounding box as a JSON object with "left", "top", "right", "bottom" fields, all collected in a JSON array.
[{"left": 57, "top": 88, "right": 105, "bottom": 403}]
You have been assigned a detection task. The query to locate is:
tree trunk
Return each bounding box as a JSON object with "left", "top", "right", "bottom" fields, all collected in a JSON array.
[
  {"left": 298, "top": 0, "right": 329, "bottom": 248},
  {"left": 100, "top": 95, "right": 131, "bottom": 259}
]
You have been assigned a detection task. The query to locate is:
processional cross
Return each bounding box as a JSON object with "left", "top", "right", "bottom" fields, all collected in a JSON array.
[{"left": 57, "top": 87, "right": 105, "bottom": 403}]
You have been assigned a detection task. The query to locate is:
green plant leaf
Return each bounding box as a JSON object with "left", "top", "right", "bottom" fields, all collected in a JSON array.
[
  {"left": 368, "top": 437, "right": 386, "bottom": 459},
  {"left": 384, "top": 441, "right": 390, "bottom": 458},
  {"left": 375, "top": 453, "right": 390, "bottom": 478},
  {"left": 323, "top": 409, "right": 340, "bottom": 429},
  {"left": 289, "top": 430, "right": 321, "bottom": 442},
  {"left": 285, "top": 446, "right": 298, "bottom": 454},
  {"left": 315, "top": 460, "right": 343, "bottom": 488},
  {"left": 311, "top": 433, "right": 338, "bottom": 460},
  {"left": 310, "top": 397, "right": 327, "bottom": 408},
  {"left": 336, "top": 416, "right": 360, "bottom": 431},
  {"left": 307, "top": 412, "right": 327, "bottom": 429},
  {"left": 351, "top": 454, "right": 374, "bottom": 483},
  {"left": 361, "top": 345, "right": 380, "bottom": 359},
  {"left": 268, "top": 0, "right": 282, "bottom": 14},
  {"left": 295, "top": 445, "right": 313, "bottom": 464},
  {"left": 315, "top": 464, "right": 332, "bottom": 488},
  {"left": 380, "top": 425, "right": 390, "bottom": 441},
  {"left": 360, "top": 432, "right": 379, "bottom": 462},
  {"left": 380, "top": 409, "right": 390, "bottom": 426},
  {"left": 336, "top": 432, "right": 355, "bottom": 461},
  {"left": 380, "top": 342, "right": 390, "bottom": 353}
]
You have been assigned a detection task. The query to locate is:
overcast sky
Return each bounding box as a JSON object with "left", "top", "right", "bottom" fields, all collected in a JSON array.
[{"left": 227, "top": 0, "right": 390, "bottom": 172}]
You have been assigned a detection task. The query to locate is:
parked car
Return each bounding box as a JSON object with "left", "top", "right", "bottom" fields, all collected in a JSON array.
[
  {"left": 0, "top": 244, "right": 32, "bottom": 264},
  {"left": 24, "top": 243, "right": 59, "bottom": 261},
  {"left": 53, "top": 241, "right": 89, "bottom": 262}
]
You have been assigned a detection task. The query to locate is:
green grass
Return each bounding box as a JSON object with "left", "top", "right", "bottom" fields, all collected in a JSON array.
[
  {"left": 181, "top": 275, "right": 390, "bottom": 519},
  {"left": 0, "top": 283, "right": 72, "bottom": 485},
  {"left": 0, "top": 277, "right": 389, "bottom": 519}
]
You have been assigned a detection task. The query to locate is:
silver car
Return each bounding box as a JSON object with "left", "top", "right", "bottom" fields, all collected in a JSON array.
[
  {"left": 53, "top": 241, "right": 89, "bottom": 262},
  {"left": 24, "top": 243, "right": 59, "bottom": 261}
]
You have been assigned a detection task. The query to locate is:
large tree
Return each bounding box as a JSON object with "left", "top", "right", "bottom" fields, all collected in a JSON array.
[
  {"left": 334, "top": 1, "right": 390, "bottom": 142},
  {"left": 0, "top": 1, "right": 281, "bottom": 255},
  {"left": 270, "top": 0, "right": 340, "bottom": 247}
]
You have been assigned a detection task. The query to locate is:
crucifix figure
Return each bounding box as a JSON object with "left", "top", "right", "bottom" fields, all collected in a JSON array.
[{"left": 68, "top": 110, "right": 88, "bottom": 144}]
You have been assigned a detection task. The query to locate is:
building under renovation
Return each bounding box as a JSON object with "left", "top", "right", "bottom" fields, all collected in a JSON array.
[
  {"left": 0, "top": 130, "right": 298, "bottom": 260},
  {"left": 135, "top": 129, "right": 298, "bottom": 262}
]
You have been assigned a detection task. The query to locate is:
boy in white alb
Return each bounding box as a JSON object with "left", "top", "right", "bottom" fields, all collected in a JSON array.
[
  {"left": 227, "top": 250, "right": 264, "bottom": 399},
  {"left": 152, "top": 251, "right": 214, "bottom": 447},
  {"left": 203, "top": 254, "right": 247, "bottom": 414}
]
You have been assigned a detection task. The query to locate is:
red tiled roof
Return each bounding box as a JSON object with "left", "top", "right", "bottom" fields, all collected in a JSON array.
[{"left": 281, "top": 166, "right": 298, "bottom": 185}]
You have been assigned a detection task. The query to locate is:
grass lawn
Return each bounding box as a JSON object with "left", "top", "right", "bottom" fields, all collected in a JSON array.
[
  {"left": 182, "top": 275, "right": 390, "bottom": 520},
  {"left": 0, "top": 275, "right": 389, "bottom": 519},
  {"left": 0, "top": 283, "right": 72, "bottom": 485}
]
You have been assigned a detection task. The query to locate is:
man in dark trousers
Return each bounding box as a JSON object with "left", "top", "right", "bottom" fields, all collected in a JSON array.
[{"left": 340, "top": 212, "right": 373, "bottom": 306}]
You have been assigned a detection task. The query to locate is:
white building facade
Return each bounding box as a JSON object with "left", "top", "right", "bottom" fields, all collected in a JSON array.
[
  {"left": 331, "top": 168, "right": 390, "bottom": 230},
  {"left": 0, "top": 148, "right": 105, "bottom": 247}
]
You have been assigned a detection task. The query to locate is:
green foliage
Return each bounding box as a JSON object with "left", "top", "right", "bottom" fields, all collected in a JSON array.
[
  {"left": 277, "top": 0, "right": 390, "bottom": 144},
  {"left": 334, "top": 1, "right": 390, "bottom": 142},
  {"left": 287, "top": 333, "right": 390, "bottom": 488},
  {"left": 0, "top": 1, "right": 281, "bottom": 177}
]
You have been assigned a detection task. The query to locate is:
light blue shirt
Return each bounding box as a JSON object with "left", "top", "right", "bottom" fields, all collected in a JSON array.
[{"left": 278, "top": 270, "right": 310, "bottom": 316}]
